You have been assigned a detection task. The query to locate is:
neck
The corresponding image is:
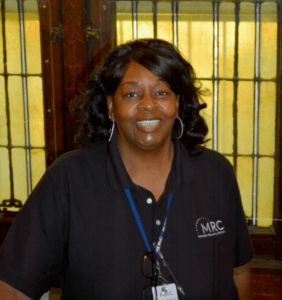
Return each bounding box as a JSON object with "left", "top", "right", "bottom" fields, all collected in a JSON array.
[{"left": 117, "top": 139, "right": 174, "bottom": 177}]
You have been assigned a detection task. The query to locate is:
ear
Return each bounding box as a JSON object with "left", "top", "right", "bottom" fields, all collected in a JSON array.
[
  {"left": 176, "top": 95, "right": 180, "bottom": 118},
  {"left": 107, "top": 95, "right": 114, "bottom": 120}
]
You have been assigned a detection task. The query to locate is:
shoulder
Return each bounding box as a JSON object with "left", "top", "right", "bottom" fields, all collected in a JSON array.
[
  {"left": 31, "top": 141, "right": 108, "bottom": 196},
  {"left": 46, "top": 141, "right": 108, "bottom": 179},
  {"left": 49, "top": 141, "right": 107, "bottom": 169},
  {"left": 186, "top": 147, "right": 236, "bottom": 185},
  {"left": 190, "top": 148, "right": 233, "bottom": 171}
]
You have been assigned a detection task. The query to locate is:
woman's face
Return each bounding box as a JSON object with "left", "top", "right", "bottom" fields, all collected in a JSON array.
[{"left": 107, "top": 61, "right": 179, "bottom": 151}]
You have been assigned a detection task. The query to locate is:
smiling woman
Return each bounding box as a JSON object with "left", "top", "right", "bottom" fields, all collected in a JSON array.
[
  {"left": 107, "top": 62, "right": 179, "bottom": 151},
  {"left": 73, "top": 39, "right": 207, "bottom": 154},
  {"left": 0, "top": 39, "right": 254, "bottom": 300},
  {"left": 107, "top": 61, "right": 179, "bottom": 201}
]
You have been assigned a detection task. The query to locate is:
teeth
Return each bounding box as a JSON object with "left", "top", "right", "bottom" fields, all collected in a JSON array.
[{"left": 137, "top": 120, "right": 160, "bottom": 126}]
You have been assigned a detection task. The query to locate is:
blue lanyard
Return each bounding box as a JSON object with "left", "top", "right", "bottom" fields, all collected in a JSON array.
[{"left": 125, "top": 188, "right": 173, "bottom": 254}]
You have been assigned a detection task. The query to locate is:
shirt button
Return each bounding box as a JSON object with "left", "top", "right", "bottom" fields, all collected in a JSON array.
[
  {"left": 156, "top": 220, "right": 161, "bottom": 226},
  {"left": 147, "top": 198, "right": 153, "bottom": 204}
]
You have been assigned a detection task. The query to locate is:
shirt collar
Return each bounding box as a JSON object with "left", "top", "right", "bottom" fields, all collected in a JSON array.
[{"left": 106, "top": 131, "right": 195, "bottom": 190}]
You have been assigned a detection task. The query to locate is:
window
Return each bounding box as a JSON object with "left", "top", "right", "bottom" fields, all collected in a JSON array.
[
  {"left": 114, "top": 0, "right": 282, "bottom": 259},
  {"left": 116, "top": 0, "right": 279, "bottom": 229},
  {"left": 0, "top": 0, "right": 281, "bottom": 260},
  {"left": 0, "top": 0, "right": 45, "bottom": 212}
]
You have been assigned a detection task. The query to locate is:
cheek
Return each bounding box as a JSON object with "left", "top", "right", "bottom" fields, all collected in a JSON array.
[
  {"left": 163, "top": 102, "right": 179, "bottom": 118},
  {"left": 113, "top": 103, "right": 135, "bottom": 122}
]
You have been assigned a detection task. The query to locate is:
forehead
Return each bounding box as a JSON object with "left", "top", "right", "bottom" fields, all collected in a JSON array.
[{"left": 119, "top": 61, "right": 161, "bottom": 86}]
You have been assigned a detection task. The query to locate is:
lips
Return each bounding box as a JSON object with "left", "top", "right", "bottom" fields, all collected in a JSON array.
[{"left": 137, "top": 120, "right": 160, "bottom": 126}]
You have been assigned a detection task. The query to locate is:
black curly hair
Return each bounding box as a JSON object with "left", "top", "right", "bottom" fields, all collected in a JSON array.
[{"left": 72, "top": 39, "right": 208, "bottom": 154}]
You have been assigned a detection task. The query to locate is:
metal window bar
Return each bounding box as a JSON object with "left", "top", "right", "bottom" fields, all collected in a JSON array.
[
  {"left": 132, "top": 1, "right": 138, "bottom": 40},
  {"left": 233, "top": 2, "right": 240, "bottom": 176},
  {"left": 275, "top": 0, "right": 282, "bottom": 225},
  {"left": 172, "top": 1, "right": 178, "bottom": 48},
  {"left": 252, "top": 2, "right": 262, "bottom": 227},
  {"left": 0, "top": 73, "right": 42, "bottom": 76},
  {"left": 153, "top": 1, "right": 157, "bottom": 39},
  {"left": 18, "top": 0, "right": 32, "bottom": 197},
  {"left": 188, "top": 77, "right": 276, "bottom": 82},
  {"left": 213, "top": 2, "right": 219, "bottom": 151}
]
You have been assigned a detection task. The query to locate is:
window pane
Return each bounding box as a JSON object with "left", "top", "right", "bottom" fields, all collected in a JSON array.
[
  {"left": 257, "top": 157, "right": 275, "bottom": 227},
  {"left": 0, "top": 147, "right": 10, "bottom": 201},
  {"left": 224, "top": 155, "right": 234, "bottom": 167},
  {"left": 200, "top": 80, "right": 213, "bottom": 149},
  {"left": 24, "top": 0, "right": 42, "bottom": 74},
  {"left": 9, "top": 76, "right": 25, "bottom": 146},
  {"left": 259, "top": 82, "right": 276, "bottom": 155},
  {"left": 178, "top": 8, "right": 190, "bottom": 62},
  {"left": 260, "top": 2, "right": 277, "bottom": 79},
  {"left": 137, "top": 2, "right": 153, "bottom": 39},
  {"left": 0, "top": 76, "right": 7, "bottom": 145},
  {"left": 218, "top": 81, "right": 233, "bottom": 154},
  {"left": 238, "top": 81, "right": 254, "bottom": 155},
  {"left": 178, "top": 1, "right": 213, "bottom": 78},
  {"left": 28, "top": 76, "right": 45, "bottom": 147},
  {"left": 157, "top": 2, "right": 172, "bottom": 43},
  {"left": 237, "top": 156, "right": 253, "bottom": 219},
  {"left": 238, "top": 2, "right": 255, "bottom": 79},
  {"left": 31, "top": 149, "right": 46, "bottom": 190},
  {"left": 116, "top": 1, "right": 132, "bottom": 45},
  {"left": 12, "top": 147, "right": 28, "bottom": 202},
  {"left": 5, "top": 1, "right": 21, "bottom": 74},
  {"left": 0, "top": 1, "right": 3, "bottom": 73},
  {"left": 219, "top": 2, "right": 235, "bottom": 79}
]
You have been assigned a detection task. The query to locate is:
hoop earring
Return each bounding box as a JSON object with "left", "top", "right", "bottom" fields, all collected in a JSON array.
[
  {"left": 108, "top": 120, "right": 115, "bottom": 142},
  {"left": 175, "top": 116, "right": 184, "bottom": 139}
]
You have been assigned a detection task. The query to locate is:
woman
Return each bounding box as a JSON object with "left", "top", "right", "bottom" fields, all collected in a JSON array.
[{"left": 0, "top": 39, "right": 254, "bottom": 299}]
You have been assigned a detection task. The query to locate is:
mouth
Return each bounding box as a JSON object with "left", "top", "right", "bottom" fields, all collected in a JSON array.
[{"left": 137, "top": 120, "right": 160, "bottom": 127}]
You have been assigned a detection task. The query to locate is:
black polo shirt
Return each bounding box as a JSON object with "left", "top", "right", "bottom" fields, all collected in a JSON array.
[{"left": 0, "top": 132, "right": 253, "bottom": 299}]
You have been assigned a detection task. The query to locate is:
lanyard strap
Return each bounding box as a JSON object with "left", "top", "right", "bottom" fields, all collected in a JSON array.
[{"left": 125, "top": 188, "right": 173, "bottom": 254}]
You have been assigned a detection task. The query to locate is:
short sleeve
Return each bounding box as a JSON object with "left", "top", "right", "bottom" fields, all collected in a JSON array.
[{"left": 0, "top": 169, "right": 69, "bottom": 299}]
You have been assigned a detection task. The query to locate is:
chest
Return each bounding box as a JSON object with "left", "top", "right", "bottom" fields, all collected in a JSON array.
[
  {"left": 130, "top": 168, "right": 171, "bottom": 202},
  {"left": 135, "top": 177, "right": 167, "bottom": 202},
  {"left": 65, "top": 185, "right": 235, "bottom": 300}
]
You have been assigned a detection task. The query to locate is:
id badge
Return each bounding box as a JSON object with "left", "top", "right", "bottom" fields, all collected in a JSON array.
[{"left": 152, "top": 283, "right": 179, "bottom": 300}]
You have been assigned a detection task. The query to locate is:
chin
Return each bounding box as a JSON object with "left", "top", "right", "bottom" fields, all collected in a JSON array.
[{"left": 135, "top": 136, "right": 170, "bottom": 150}]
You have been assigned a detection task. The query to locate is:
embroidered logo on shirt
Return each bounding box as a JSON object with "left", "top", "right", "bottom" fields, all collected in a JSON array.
[{"left": 195, "top": 217, "right": 226, "bottom": 238}]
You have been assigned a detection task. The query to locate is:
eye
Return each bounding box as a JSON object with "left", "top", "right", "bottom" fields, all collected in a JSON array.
[
  {"left": 156, "top": 90, "right": 169, "bottom": 96},
  {"left": 124, "top": 92, "right": 137, "bottom": 98}
]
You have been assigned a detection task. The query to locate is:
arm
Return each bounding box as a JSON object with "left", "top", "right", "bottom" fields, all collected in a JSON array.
[
  {"left": 0, "top": 170, "right": 67, "bottom": 299},
  {"left": 0, "top": 280, "right": 32, "bottom": 300},
  {"left": 233, "top": 263, "right": 254, "bottom": 300}
]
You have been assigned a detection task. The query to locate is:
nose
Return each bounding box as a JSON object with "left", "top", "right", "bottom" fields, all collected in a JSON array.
[{"left": 138, "top": 93, "right": 158, "bottom": 111}]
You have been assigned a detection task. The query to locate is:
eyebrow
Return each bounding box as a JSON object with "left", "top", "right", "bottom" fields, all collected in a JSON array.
[
  {"left": 122, "top": 79, "right": 163, "bottom": 86},
  {"left": 122, "top": 81, "right": 139, "bottom": 86}
]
